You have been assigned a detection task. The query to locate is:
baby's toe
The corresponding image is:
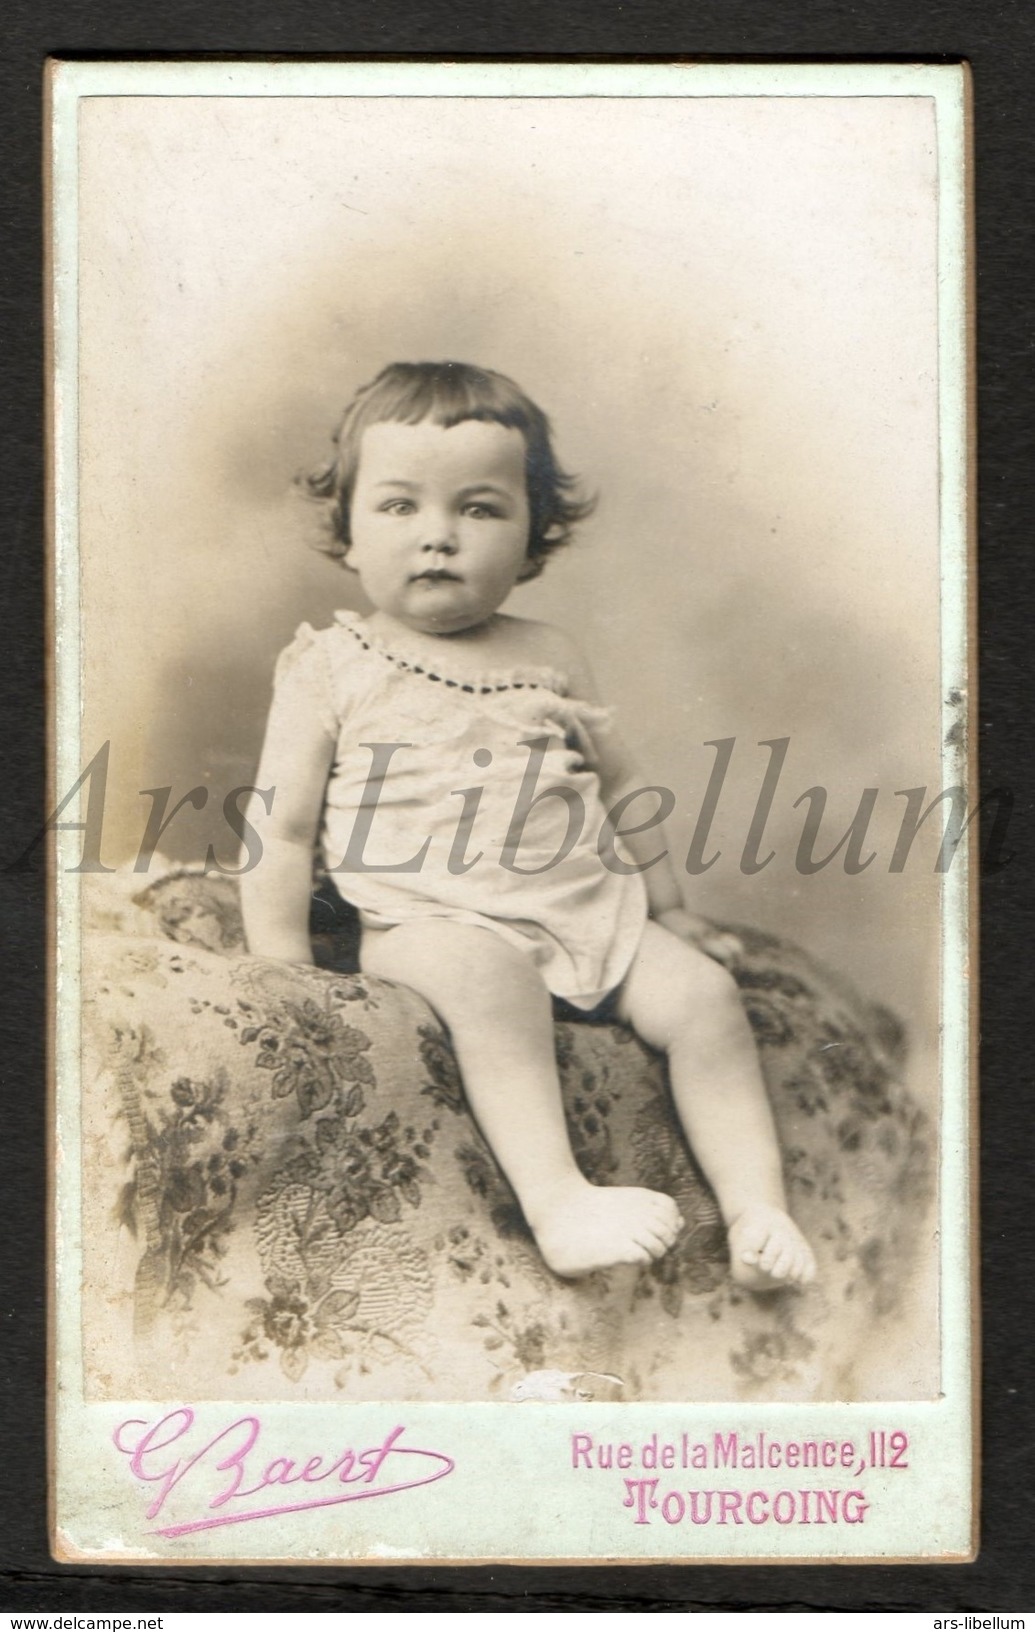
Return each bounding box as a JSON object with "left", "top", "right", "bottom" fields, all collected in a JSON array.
[
  {"left": 630, "top": 1221, "right": 664, "bottom": 1253},
  {"left": 658, "top": 1212, "right": 684, "bottom": 1248},
  {"left": 772, "top": 1236, "right": 816, "bottom": 1286},
  {"left": 653, "top": 1194, "right": 683, "bottom": 1228},
  {"left": 782, "top": 1249, "right": 804, "bottom": 1284},
  {"left": 770, "top": 1246, "right": 796, "bottom": 1282},
  {"left": 642, "top": 1235, "right": 672, "bottom": 1261},
  {"left": 626, "top": 1242, "right": 654, "bottom": 1266},
  {"left": 757, "top": 1235, "right": 784, "bottom": 1275}
]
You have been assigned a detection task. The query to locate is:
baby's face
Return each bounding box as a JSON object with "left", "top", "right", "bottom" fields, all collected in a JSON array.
[{"left": 347, "top": 418, "right": 533, "bottom": 634}]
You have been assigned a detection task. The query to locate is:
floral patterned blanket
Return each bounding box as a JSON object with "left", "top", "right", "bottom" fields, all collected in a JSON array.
[{"left": 80, "top": 870, "right": 935, "bottom": 1402}]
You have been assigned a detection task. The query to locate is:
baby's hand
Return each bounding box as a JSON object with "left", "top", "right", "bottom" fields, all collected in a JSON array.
[
  {"left": 696, "top": 927, "right": 745, "bottom": 967},
  {"left": 653, "top": 907, "right": 744, "bottom": 968}
]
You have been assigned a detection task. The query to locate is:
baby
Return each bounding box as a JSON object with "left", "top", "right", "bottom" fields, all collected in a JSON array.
[{"left": 241, "top": 361, "right": 816, "bottom": 1290}]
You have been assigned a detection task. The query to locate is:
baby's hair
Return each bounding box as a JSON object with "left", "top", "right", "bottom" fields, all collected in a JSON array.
[{"left": 300, "top": 361, "right": 594, "bottom": 576}]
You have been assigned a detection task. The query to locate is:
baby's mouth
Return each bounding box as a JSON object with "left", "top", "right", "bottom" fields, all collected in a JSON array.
[{"left": 411, "top": 568, "right": 462, "bottom": 583}]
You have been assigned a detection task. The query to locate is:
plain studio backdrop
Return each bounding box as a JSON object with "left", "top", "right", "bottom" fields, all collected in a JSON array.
[{"left": 76, "top": 91, "right": 944, "bottom": 1080}]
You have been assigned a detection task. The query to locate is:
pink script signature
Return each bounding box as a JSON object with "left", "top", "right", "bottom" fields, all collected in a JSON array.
[{"left": 113, "top": 1409, "right": 455, "bottom": 1537}]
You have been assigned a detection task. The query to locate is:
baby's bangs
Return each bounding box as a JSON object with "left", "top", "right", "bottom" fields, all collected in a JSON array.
[{"left": 349, "top": 362, "right": 541, "bottom": 440}]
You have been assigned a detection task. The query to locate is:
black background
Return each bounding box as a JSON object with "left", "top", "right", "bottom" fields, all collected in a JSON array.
[{"left": 2, "top": 1, "right": 1032, "bottom": 1613}]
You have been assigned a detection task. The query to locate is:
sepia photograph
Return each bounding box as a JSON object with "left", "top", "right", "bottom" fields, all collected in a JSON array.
[{"left": 50, "top": 61, "right": 973, "bottom": 1562}]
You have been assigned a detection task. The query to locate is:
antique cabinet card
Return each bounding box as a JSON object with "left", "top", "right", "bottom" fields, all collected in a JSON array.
[{"left": 48, "top": 61, "right": 974, "bottom": 1563}]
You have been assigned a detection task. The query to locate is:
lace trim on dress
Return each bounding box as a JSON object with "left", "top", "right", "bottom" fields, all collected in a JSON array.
[{"left": 332, "top": 609, "right": 569, "bottom": 697}]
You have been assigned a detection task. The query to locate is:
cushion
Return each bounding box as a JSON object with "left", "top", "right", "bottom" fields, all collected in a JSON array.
[{"left": 80, "top": 868, "right": 935, "bottom": 1402}]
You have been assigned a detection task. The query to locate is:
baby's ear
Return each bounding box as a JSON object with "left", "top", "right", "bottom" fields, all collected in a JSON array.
[{"left": 517, "top": 553, "right": 544, "bottom": 583}]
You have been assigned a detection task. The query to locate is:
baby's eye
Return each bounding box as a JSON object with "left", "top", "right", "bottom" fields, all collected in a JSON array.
[
  {"left": 463, "top": 502, "right": 502, "bottom": 519},
  {"left": 381, "top": 498, "right": 416, "bottom": 516}
]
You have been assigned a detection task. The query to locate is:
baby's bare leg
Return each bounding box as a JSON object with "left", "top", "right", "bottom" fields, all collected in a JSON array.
[
  {"left": 360, "top": 920, "right": 683, "bottom": 1278},
  {"left": 616, "top": 923, "right": 816, "bottom": 1291}
]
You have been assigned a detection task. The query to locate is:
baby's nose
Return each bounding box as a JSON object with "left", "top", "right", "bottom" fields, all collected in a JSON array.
[{"left": 421, "top": 530, "right": 459, "bottom": 555}]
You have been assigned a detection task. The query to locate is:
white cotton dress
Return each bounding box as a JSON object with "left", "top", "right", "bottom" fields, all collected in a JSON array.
[{"left": 271, "top": 611, "right": 648, "bottom": 1009}]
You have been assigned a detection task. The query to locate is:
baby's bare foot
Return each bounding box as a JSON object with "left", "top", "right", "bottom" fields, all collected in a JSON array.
[
  {"left": 528, "top": 1183, "right": 683, "bottom": 1279},
  {"left": 727, "top": 1204, "right": 817, "bottom": 1292}
]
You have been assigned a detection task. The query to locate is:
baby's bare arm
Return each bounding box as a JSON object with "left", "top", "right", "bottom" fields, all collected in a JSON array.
[
  {"left": 240, "top": 832, "right": 319, "bottom": 964},
  {"left": 239, "top": 691, "right": 336, "bottom": 965}
]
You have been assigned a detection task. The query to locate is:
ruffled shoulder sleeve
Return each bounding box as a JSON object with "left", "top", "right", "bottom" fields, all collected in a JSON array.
[{"left": 271, "top": 622, "right": 340, "bottom": 739}]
